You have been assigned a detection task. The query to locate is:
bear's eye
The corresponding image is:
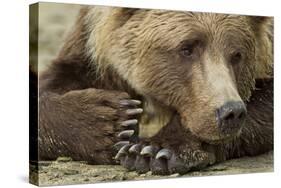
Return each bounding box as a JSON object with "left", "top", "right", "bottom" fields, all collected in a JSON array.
[
  {"left": 230, "top": 52, "right": 243, "bottom": 65},
  {"left": 181, "top": 45, "right": 194, "bottom": 57},
  {"left": 180, "top": 40, "right": 199, "bottom": 58}
]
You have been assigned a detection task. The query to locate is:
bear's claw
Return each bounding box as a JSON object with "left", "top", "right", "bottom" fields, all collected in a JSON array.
[
  {"left": 140, "top": 145, "right": 159, "bottom": 157},
  {"left": 120, "top": 119, "right": 138, "bottom": 127},
  {"left": 117, "top": 98, "right": 141, "bottom": 142},
  {"left": 125, "top": 108, "right": 143, "bottom": 115},
  {"left": 118, "top": 130, "right": 135, "bottom": 139},
  {"left": 119, "top": 99, "right": 142, "bottom": 106},
  {"left": 114, "top": 98, "right": 214, "bottom": 175},
  {"left": 119, "top": 99, "right": 143, "bottom": 116},
  {"left": 115, "top": 142, "right": 215, "bottom": 175},
  {"left": 156, "top": 148, "right": 172, "bottom": 159},
  {"left": 114, "top": 144, "right": 131, "bottom": 160},
  {"left": 116, "top": 99, "right": 141, "bottom": 143},
  {"left": 114, "top": 141, "right": 130, "bottom": 150},
  {"left": 129, "top": 144, "right": 142, "bottom": 154}
]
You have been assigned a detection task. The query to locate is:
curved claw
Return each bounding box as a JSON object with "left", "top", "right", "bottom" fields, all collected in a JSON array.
[
  {"left": 129, "top": 144, "right": 142, "bottom": 154},
  {"left": 126, "top": 108, "right": 143, "bottom": 115},
  {"left": 114, "top": 152, "right": 124, "bottom": 160},
  {"left": 140, "top": 146, "right": 159, "bottom": 157},
  {"left": 120, "top": 99, "right": 142, "bottom": 106},
  {"left": 114, "top": 141, "right": 130, "bottom": 150},
  {"left": 114, "top": 144, "right": 131, "bottom": 160},
  {"left": 120, "top": 119, "right": 138, "bottom": 127},
  {"left": 118, "top": 130, "right": 134, "bottom": 139},
  {"left": 156, "top": 148, "right": 173, "bottom": 160}
]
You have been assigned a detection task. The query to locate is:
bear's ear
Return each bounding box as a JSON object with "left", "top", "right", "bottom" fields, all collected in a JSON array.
[
  {"left": 249, "top": 16, "right": 273, "bottom": 31},
  {"left": 113, "top": 8, "right": 140, "bottom": 28},
  {"left": 250, "top": 16, "right": 269, "bottom": 24},
  {"left": 249, "top": 16, "right": 273, "bottom": 79}
]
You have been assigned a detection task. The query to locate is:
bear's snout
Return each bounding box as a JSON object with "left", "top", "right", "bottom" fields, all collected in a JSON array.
[{"left": 216, "top": 101, "right": 247, "bottom": 135}]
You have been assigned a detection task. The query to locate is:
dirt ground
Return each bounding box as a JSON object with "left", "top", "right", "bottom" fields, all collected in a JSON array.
[
  {"left": 31, "top": 2, "right": 274, "bottom": 186},
  {"left": 31, "top": 151, "right": 273, "bottom": 186}
]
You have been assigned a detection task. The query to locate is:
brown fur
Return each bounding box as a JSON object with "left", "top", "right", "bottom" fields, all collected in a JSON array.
[
  {"left": 39, "top": 7, "right": 137, "bottom": 164},
  {"left": 84, "top": 7, "right": 273, "bottom": 141},
  {"left": 38, "top": 6, "right": 273, "bottom": 170},
  {"left": 146, "top": 78, "right": 273, "bottom": 159}
]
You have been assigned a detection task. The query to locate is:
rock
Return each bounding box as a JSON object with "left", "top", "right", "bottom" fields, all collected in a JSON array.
[
  {"left": 146, "top": 171, "right": 152, "bottom": 176},
  {"left": 56, "top": 157, "right": 73, "bottom": 163},
  {"left": 38, "top": 161, "right": 52, "bottom": 166},
  {"left": 170, "top": 173, "right": 180, "bottom": 177},
  {"left": 63, "top": 170, "right": 79, "bottom": 175}
]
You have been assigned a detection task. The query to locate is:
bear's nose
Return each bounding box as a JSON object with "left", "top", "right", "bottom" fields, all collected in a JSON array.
[{"left": 216, "top": 101, "right": 247, "bottom": 134}]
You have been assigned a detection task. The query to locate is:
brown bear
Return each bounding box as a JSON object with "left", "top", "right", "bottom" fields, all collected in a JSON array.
[{"left": 37, "top": 6, "right": 273, "bottom": 175}]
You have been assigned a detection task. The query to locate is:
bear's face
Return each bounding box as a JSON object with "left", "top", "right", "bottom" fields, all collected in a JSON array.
[
  {"left": 90, "top": 9, "right": 271, "bottom": 143},
  {"left": 131, "top": 12, "right": 257, "bottom": 142}
]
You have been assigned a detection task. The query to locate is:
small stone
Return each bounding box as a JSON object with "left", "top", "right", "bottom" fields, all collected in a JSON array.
[
  {"left": 170, "top": 173, "right": 180, "bottom": 177},
  {"left": 146, "top": 171, "right": 152, "bottom": 176},
  {"left": 121, "top": 176, "right": 127, "bottom": 180},
  {"left": 53, "top": 172, "right": 60, "bottom": 178},
  {"left": 38, "top": 161, "right": 52, "bottom": 166},
  {"left": 63, "top": 169, "right": 79, "bottom": 175},
  {"left": 56, "top": 157, "right": 73, "bottom": 162}
]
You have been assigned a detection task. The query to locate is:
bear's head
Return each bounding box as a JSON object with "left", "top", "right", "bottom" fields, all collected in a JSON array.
[{"left": 87, "top": 7, "right": 273, "bottom": 143}]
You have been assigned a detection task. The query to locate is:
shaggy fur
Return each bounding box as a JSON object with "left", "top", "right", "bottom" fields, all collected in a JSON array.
[{"left": 38, "top": 6, "right": 273, "bottom": 174}]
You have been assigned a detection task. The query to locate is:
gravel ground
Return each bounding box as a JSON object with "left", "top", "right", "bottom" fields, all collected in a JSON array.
[
  {"left": 31, "top": 2, "right": 274, "bottom": 186},
  {"left": 30, "top": 151, "right": 273, "bottom": 186}
]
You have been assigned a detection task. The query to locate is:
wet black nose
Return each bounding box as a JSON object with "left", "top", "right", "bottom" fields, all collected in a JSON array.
[{"left": 216, "top": 101, "right": 247, "bottom": 134}]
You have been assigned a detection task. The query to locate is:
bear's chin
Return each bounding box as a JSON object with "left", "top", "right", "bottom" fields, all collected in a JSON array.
[
  {"left": 179, "top": 114, "right": 243, "bottom": 145},
  {"left": 199, "top": 130, "right": 242, "bottom": 145},
  {"left": 190, "top": 128, "right": 243, "bottom": 145}
]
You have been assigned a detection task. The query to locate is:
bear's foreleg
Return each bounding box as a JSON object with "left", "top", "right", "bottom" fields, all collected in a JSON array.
[{"left": 39, "top": 88, "right": 142, "bottom": 164}]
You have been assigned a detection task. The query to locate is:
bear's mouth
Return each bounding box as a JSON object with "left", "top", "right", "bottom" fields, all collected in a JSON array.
[
  {"left": 197, "top": 129, "right": 243, "bottom": 145},
  {"left": 178, "top": 110, "right": 245, "bottom": 145},
  {"left": 139, "top": 96, "right": 245, "bottom": 143}
]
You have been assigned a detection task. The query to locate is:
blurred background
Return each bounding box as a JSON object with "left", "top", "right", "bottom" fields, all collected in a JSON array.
[{"left": 30, "top": 2, "right": 81, "bottom": 73}]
